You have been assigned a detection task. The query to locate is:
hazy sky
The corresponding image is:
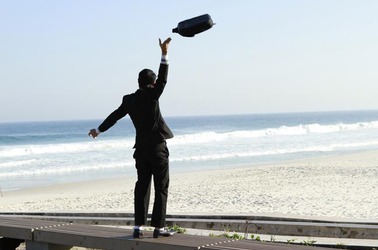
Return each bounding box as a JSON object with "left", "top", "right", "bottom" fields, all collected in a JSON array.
[{"left": 1, "top": 1, "right": 377, "bottom": 122}]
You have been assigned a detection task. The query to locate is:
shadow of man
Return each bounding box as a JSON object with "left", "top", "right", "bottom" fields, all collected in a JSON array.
[{"left": 0, "top": 238, "right": 23, "bottom": 250}]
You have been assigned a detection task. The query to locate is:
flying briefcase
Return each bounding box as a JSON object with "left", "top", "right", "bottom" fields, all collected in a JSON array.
[{"left": 172, "top": 14, "right": 214, "bottom": 37}]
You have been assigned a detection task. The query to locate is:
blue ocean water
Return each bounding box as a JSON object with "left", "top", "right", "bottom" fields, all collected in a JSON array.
[{"left": 1, "top": 110, "right": 378, "bottom": 191}]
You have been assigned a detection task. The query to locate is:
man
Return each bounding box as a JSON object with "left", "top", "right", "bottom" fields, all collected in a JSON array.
[{"left": 88, "top": 37, "right": 173, "bottom": 238}]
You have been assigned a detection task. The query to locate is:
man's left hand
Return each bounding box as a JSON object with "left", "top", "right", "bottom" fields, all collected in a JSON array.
[{"left": 88, "top": 129, "right": 99, "bottom": 139}]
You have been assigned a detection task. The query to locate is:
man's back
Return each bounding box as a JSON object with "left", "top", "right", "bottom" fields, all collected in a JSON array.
[{"left": 125, "top": 72, "right": 173, "bottom": 148}]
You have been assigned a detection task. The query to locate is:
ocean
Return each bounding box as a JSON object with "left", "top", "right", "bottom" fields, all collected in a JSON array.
[{"left": 1, "top": 110, "right": 378, "bottom": 191}]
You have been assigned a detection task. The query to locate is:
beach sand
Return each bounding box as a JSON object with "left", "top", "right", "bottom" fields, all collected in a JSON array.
[{"left": 1, "top": 150, "right": 378, "bottom": 220}]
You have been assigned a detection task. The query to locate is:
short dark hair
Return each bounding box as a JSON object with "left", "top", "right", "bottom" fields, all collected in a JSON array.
[{"left": 138, "top": 69, "right": 156, "bottom": 88}]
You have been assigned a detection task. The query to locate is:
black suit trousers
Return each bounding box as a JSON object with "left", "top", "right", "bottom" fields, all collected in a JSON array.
[{"left": 133, "top": 142, "right": 169, "bottom": 228}]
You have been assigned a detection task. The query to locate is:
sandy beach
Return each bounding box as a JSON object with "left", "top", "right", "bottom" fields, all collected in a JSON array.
[{"left": 1, "top": 150, "right": 378, "bottom": 220}]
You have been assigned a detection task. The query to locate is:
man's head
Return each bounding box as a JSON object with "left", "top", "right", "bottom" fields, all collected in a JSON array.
[{"left": 138, "top": 69, "right": 156, "bottom": 88}]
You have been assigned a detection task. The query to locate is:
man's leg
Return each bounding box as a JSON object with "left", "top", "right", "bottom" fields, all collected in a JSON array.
[
  {"left": 134, "top": 157, "right": 152, "bottom": 227},
  {"left": 151, "top": 142, "right": 170, "bottom": 228}
]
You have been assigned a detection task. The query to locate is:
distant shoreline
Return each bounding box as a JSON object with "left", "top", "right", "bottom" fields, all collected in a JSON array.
[{"left": 2, "top": 109, "right": 378, "bottom": 124}]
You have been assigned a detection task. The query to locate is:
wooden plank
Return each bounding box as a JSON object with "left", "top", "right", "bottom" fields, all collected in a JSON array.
[
  {"left": 34, "top": 230, "right": 197, "bottom": 250},
  {"left": 34, "top": 225, "right": 197, "bottom": 250},
  {"left": 33, "top": 224, "right": 334, "bottom": 250},
  {"left": 33, "top": 224, "right": 246, "bottom": 250},
  {"left": 0, "top": 226, "right": 32, "bottom": 240},
  {"left": 0, "top": 218, "right": 36, "bottom": 240},
  {"left": 1, "top": 216, "right": 334, "bottom": 250},
  {"left": 33, "top": 225, "right": 226, "bottom": 250},
  {"left": 0, "top": 217, "right": 71, "bottom": 229},
  {"left": 0, "top": 217, "right": 72, "bottom": 240}
]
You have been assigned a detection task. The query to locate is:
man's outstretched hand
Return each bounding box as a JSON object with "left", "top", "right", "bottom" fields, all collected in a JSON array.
[
  {"left": 88, "top": 129, "right": 99, "bottom": 139},
  {"left": 159, "top": 37, "right": 171, "bottom": 55}
]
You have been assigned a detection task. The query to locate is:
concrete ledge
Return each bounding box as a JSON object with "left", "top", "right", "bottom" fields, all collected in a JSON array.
[
  {"left": 2, "top": 212, "right": 378, "bottom": 225},
  {"left": 247, "top": 220, "right": 378, "bottom": 239}
]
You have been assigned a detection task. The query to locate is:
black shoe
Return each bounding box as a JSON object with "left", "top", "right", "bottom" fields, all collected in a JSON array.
[
  {"left": 133, "top": 229, "right": 144, "bottom": 238},
  {"left": 153, "top": 228, "right": 175, "bottom": 238}
]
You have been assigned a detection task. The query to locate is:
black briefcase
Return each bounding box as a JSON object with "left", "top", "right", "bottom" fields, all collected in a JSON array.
[{"left": 172, "top": 14, "right": 214, "bottom": 37}]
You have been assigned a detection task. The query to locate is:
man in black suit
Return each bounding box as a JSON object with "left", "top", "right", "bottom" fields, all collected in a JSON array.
[{"left": 88, "top": 37, "right": 173, "bottom": 238}]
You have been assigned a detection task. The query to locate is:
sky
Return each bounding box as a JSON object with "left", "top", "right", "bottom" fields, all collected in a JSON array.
[{"left": 1, "top": 1, "right": 378, "bottom": 123}]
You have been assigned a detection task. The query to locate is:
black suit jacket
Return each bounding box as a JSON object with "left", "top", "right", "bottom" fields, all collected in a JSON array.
[{"left": 98, "top": 63, "right": 173, "bottom": 148}]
